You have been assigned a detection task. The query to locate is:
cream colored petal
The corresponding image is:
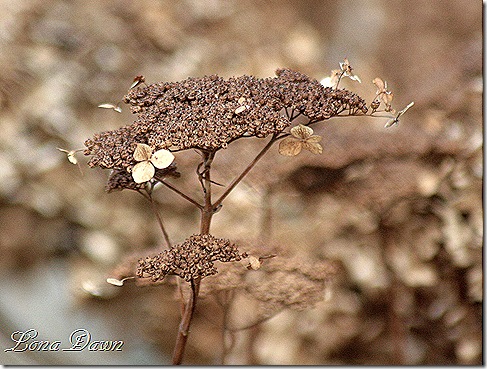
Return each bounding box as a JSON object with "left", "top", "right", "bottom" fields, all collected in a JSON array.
[
  {"left": 133, "top": 143, "right": 153, "bottom": 161},
  {"left": 132, "top": 161, "right": 155, "bottom": 183},
  {"left": 306, "top": 135, "right": 322, "bottom": 143},
  {"left": 248, "top": 256, "right": 261, "bottom": 270},
  {"left": 98, "top": 103, "right": 122, "bottom": 113},
  {"left": 384, "top": 118, "right": 398, "bottom": 128},
  {"left": 349, "top": 74, "right": 362, "bottom": 83},
  {"left": 67, "top": 153, "right": 78, "bottom": 165},
  {"left": 303, "top": 141, "right": 323, "bottom": 154},
  {"left": 381, "top": 91, "right": 394, "bottom": 105},
  {"left": 290, "top": 124, "right": 313, "bottom": 139},
  {"left": 373, "top": 77, "right": 385, "bottom": 92},
  {"left": 150, "top": 149, "right": 175, "bottom": 169},
  {"left": 106, "top": 278, "right": 124, "bottom": 286},
  {"left": 396, "top": 102, "right": 414, "bottom": 117},
  {"left": 279, "top": 138, "right": 303, "bottom": 156}
]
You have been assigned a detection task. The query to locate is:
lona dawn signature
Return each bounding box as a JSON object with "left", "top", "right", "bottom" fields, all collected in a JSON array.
[{"left": 4, "top": 328, "right": 124, "bottom": 352}]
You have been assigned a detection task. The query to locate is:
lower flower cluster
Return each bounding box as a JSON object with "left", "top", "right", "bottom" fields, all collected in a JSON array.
[{"left": 136, "top": 234, "right": 247, "bottom": 282}]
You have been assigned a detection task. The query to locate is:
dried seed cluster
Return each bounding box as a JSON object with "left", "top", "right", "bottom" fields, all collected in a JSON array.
[
  {"left": 84, "top": 69, "right": 366, "bottom": 170},
  {"left": 136, "top": 234, "right": 246, "bottom": 282},
  {"left": 274, "top": 69, "right": 367, "bottom": 121}
]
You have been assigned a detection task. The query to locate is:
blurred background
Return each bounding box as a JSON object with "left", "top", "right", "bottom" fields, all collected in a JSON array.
[{"left": 0, "top": 0, "right": 482, "bottom": 365}]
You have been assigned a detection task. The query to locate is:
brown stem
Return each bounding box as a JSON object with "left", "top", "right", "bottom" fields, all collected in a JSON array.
[
  {"left": 199, "top": 150, "right": 216, "bottom": 234},
  {"left": 148, "top": 193, "right": 172, "bottom": 249},
  {"left": 213, "top": 134, "right": 278, "bottom": 209},
  {"left": 155, "top": 176, "right": 203, "bottom": 210},
  {"left": 172, "top": 151, "right": 215, "bottom": 365},
  {"left": 172, "top": 278, "right": 201, "bottom": 365}
]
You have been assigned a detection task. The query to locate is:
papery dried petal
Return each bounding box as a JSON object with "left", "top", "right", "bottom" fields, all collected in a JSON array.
[
  {"left": 133, "top": 143, "right": 152, "bottom": 161},
  {"left": 107, "top": 278, "right": 124, "bottom": 286},
  {"left": 98, "top": 103, "right": 122, "bottom": 113},
  {"left": 381, "top": 92, "right": 394, "bottom": 110},
  {"left": 291, "top": 124, "right": 314, "bottom": 139},
  {"left": 151, "top": 149, "right": 175, "bottom": 169},
  {"left": 303, "top": 141, "right": 323, "bottom": 154},
  {"left": 385, "top": 101, "right": 414, "bottom": 128},
  {"left": 373, "top": 77, "right": 386, "bottom": 93},
  {"left": 279, "top": 138, "right": 303, "bottom": 156},
  {"left": 130, "top": 75, "right": 146, "bottom": 89},
  {"left": 340, "top": 58, "right": 361, "bottom": 83},
  {"left": 306, "top": 135, "right": 322, "bottom": 143},
  {"left": 247, "top": 256, "right": 261, "bottom": 270},
  {"left": 132, "top": 161, "right": 155, "bottom": 183}
]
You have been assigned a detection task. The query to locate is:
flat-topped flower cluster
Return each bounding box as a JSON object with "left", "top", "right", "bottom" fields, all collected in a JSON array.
[
  {"left": 84, "top": 69, "right": 367, "bottom": 173},
  {"left": 136, "top": 234, "right": 246, "bottom": 282}
]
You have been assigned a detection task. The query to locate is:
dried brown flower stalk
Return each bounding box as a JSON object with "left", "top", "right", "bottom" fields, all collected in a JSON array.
[{"left": 81, "top": 65, "right": 412, "bottom": 364}]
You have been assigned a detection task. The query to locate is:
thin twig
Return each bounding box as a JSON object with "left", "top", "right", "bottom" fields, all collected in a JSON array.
[
  {"left": 155, "top": 176, "right": 203, "bottom": 210},
  {"left": 213, "top": 134, "right": 278, "bottom": 209},
  {"left": 148, "top": 193, "right": 172, "bottom": 248}
]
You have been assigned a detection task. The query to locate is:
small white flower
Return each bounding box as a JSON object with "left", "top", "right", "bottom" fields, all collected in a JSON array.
[{"left": 131, "top": 143, "right": 175, "bottom": 183}]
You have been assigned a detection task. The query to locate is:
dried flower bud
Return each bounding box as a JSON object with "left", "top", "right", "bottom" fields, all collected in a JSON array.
[{"left": 130, "top": 75, "right": 146, "bottom": 89}]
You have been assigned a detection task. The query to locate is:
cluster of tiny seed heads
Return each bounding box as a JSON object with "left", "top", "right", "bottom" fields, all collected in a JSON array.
[
  {"left": 136, "top": 234, "right": 247, "bottom": 282},
  {"left": 84, "top": 69, "right": 367, "bottom": 170},
  {"left": 274, "top": 69, "right": 368, "bottom": 120}
]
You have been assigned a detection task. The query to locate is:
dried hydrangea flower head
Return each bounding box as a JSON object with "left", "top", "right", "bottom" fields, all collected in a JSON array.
[
  {"left": 136, "top": 234, "right": 247, "bottom": 282},
  {"left": 194, "top": 245, "right": 339, "bottom": 328},
  {"left": 84, "top": 69, "right": 367, "bottom": 171}
]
